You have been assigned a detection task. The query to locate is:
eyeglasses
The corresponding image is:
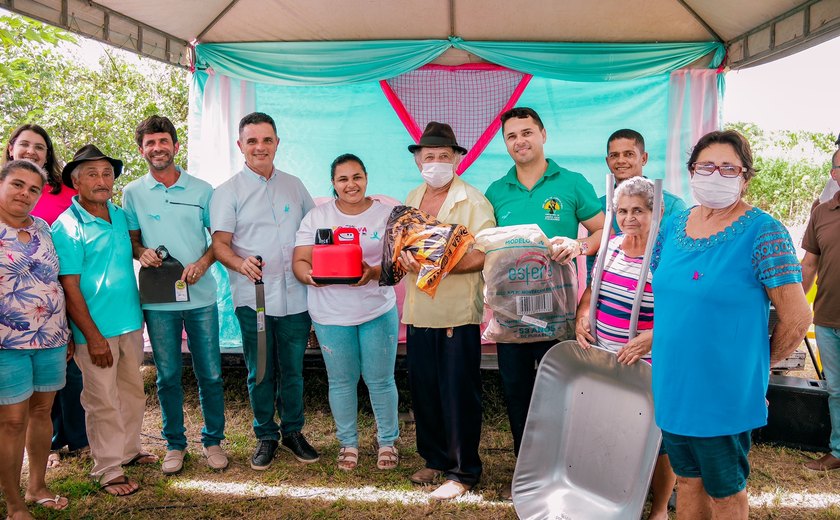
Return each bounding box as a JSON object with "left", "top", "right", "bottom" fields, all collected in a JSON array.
[
  {"left": 831, "top": 165, "right": 840, "bottom": 171},
  {"left": 691, "top": 162, "right": 747, "bottom": 178}
]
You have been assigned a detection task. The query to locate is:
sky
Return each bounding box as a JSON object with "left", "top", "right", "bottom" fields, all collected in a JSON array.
[{"left": 723, "top": 35, "right": 840, "bottom": 135}]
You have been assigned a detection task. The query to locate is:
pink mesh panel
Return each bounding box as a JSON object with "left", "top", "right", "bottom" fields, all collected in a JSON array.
[{"left": 382, "top": 64, "right": 531, "bottom": 173}]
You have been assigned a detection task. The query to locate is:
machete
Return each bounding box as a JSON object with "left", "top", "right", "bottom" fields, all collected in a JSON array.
[{"left": 254, "top": 255, "right": 267, "bottom": 385}]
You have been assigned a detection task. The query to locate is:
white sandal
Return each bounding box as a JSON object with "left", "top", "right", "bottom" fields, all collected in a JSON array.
[
  {"left": 337, "top": 446, "right": 358, "bottom": 471},
  {"left": 377, "top": 445, "right": 399, "bottom": 470}
]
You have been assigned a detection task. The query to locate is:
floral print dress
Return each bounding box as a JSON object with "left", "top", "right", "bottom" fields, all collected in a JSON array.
[{"left": 0, "top": 217, "right": 70, "bottom": 350}]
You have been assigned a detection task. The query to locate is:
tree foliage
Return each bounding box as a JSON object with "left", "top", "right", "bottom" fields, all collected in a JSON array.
[
  {"left": 726, "top": 121, "right": 835, "bottom": 225},
  {"left": 0, "top": 14, "right": 189, "bottom": 203}
]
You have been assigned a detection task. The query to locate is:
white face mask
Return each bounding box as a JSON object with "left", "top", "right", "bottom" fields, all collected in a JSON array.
[
  {"left": 690, "top": 172, "right": 742, "bottom": 209},
  {"left": 421, "top": 162, "right": 455, "bottom": 188}
]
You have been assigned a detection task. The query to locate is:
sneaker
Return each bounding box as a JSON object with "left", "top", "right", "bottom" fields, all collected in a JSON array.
[
  {"left": 250, "top": 440, "right": 278, "bottom": 470},
  {"left": 281, "top": 432, "right": 319, "bottom": 463}
]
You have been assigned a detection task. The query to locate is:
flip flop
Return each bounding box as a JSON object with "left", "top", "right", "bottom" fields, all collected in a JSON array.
[
  {"left": 101, "top": 475, "right": 139, "bottom": 497},
  {"left": 26, "top": 494, "right": 69, "bottom": 511},
  {"left": 124, "top": 451, "right": 159, "bottom": 466}
]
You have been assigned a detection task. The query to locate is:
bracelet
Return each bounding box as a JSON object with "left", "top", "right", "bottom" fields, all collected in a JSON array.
[{"left": 577, "top": 239, "right": 589, "bottom": 256}]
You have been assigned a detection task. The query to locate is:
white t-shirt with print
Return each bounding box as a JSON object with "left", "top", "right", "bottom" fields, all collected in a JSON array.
[{"left": 295, "top": 199, "right": 396, "bottom": 326}]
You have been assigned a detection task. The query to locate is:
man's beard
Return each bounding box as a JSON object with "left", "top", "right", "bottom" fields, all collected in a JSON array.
[{"left": 147, "top": 153, "right": 173, "bottom": 171}]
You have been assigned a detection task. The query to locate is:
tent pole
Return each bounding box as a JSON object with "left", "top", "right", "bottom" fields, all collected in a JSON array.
[{"left": 197, "top": 0, "right": 241, "bottom": 42}]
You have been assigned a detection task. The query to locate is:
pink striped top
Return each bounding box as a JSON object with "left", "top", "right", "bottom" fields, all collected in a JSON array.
[{"left": 594, "top": 234, "right": 653, "bottom": 353}]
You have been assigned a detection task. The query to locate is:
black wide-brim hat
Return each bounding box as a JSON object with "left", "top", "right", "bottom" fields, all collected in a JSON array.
[
  {"left": 407, "top": 121, "right": 468, "bottom": 155},
  {"left": 61, "top": 144, "right": 123, "bottom": 188}
]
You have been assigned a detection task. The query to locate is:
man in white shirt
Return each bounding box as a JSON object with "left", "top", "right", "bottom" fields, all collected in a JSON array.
[{"left": 210, "top": 112, "right": 318, "bottom": 470}]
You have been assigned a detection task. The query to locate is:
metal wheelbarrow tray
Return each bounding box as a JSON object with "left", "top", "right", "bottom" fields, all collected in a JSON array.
[{"left": 512, "top": 340, "right": 660, "bottom": 520}]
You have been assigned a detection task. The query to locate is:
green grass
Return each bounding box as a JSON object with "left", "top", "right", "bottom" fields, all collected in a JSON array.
[{"left": 3, "top": 366, "right": 838, "bottom": 519}]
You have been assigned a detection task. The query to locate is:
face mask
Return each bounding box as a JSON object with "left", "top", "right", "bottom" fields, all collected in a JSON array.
[
  {"left": 421, "top": 162, "right": 455, "bottom": 188},
  {"left": 690, "top": 172, "right": 742, "bottom": 209}
]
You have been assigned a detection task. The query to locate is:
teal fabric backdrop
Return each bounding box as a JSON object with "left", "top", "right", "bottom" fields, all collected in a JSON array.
[
  {"left": 194, "top": 39, "right": 724, "bottom": 85},
  {"left": 251, "top": 74, "right": 671, "bottom": 199},
  {"left": 188, "top": 40, "right": 723, "bottom": 349}
]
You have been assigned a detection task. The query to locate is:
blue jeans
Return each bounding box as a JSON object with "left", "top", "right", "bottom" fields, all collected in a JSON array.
[
  {"left": 145, "top": 304, "right": 225, "bottom": 450},
  {"left": 313, "top": 306, "right": 399, "bottom": 448},
  {"left": 815, "top": 325, "right": 840, "bottom": 458},
  {"left": 51, "top": 358, "right": 89, "bottom": 451},
  {"left": 235, "top": 307, "right": 310, "bottom": 440}
]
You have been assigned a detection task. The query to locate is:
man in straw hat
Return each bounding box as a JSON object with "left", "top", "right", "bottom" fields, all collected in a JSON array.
[{"left": 52, "top": 145, "right": 155, "bottom": 497}]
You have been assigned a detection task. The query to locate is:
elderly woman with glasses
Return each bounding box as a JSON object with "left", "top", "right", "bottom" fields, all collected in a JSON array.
[
  {"left": 575, "top": 176, "right": 675, "bottom": 520},
  {"left": 650, "top": 130, "right": 811, "bottom": 519},
  {"left": 3, "top": 124, "right": 88, "bottom": 471}
]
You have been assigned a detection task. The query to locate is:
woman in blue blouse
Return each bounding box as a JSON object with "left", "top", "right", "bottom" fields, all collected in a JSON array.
[{"left": 651, "top": 130, "right": 811, "bottom": 519}]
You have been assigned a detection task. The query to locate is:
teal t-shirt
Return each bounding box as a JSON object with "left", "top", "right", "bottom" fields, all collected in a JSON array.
[
  {"left": 651, "top": 207, "right": 801, "bottom": 436},
  {"left": 484, "top": 159, "right": 602, "bottom": 239},
  {"left": 51, "top": 197, "right": 143, "bottom": 343},
  {"left": 122, "top": 168, "right": 216, "bottom": 311}
]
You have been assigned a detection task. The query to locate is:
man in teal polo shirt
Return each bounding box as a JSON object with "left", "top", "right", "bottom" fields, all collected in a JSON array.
[
  {"left": 602, "top": 128, "right": 687, "bottom": 233},
  {"left": 586, "top": 129, "right": 688, "bottom": 280},
  {"left": 122, "top": 115, "right": 227, "bottom": 475},
  {"left": 484, "top": 107, "right": 605, "bottom": 494},
  {"left": 52, "top": 145, "right": 152, "bottom": 497}
]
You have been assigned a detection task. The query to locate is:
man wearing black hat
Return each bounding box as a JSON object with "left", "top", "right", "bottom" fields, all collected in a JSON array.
[
  {"left": 400, "top": 122, "right": 495, "bottom": 500},
  {"left": 52, "top": 145, "right": 152, "bottom": 497}
]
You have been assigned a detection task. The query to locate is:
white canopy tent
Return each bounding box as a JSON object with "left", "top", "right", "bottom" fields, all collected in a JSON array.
[{"left": 4, "top": 0, "right": 840, "bottom": 70}]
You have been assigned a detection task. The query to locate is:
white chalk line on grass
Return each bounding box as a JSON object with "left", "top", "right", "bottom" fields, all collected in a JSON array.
[
  {"left": 172, "top": 479, "right": 511, "bottom": 507},
  {"left": 750, "top": 491, "right": 840, "bottom": 509},
  {"left": 173, "top": 481, "right": 840, "bottom": 511}
]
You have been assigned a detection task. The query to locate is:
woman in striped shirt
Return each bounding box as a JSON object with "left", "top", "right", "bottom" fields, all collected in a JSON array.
[
  {"left": 575, "top": 176, "right": 675, "bottom": 520},
  {"left": 575, "top": 176, "right": 657, "bottom": 361}
]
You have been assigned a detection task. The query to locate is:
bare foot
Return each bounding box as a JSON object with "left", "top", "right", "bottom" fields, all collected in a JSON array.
[
  {"left": 124, "top": 451, "right": 159, "bottom": 466},
  {"left": 46, "top": 451, "right": 61, "bottom": 469},
  {"left": 6, "top": 507, "right": 34, "bottom": 520},
  {"left": 647, "top": 510, "right": 669, "bottom": 520},
  {"left": 101, "top": 475, "right": 140, "bottom": 496}
]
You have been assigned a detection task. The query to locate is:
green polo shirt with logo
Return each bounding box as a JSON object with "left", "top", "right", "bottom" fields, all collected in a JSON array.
[{"left": 485, "top": 158, "right": 601, "bottom": 239}]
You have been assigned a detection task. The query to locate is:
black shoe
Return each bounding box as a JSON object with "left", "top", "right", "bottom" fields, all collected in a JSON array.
[
  {"left": 281, "top": 432, "right": 319, "bottom": 463},
  {"left": 250, "top": 440, "right": 278, "bottom": 470}
]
